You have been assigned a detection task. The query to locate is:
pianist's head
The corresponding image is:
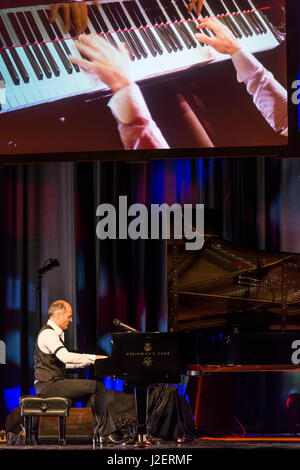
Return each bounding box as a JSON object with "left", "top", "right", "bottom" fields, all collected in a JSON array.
[{"left": 48, "top": 300, "right": 73, "bottom": 331}]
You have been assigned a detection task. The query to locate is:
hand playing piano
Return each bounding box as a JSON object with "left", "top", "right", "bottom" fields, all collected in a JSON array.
[
  {"left": 49, "top": 1, "right": 99, "bottom": 35},
  {"left": 195, "top": 17, "right": 241, "bottom": 56},
  {"left": 69, "top": 34, "right": 133, "bottom": 94}
]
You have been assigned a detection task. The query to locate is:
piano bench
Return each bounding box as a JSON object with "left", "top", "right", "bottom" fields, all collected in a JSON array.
[{"left": 19, "top": 396, "right": 71, "bottom": 447}]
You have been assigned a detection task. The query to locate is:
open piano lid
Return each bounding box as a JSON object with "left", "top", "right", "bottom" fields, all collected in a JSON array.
[{"left": 167, "top": 230, "right": 300, "bottom": 332}]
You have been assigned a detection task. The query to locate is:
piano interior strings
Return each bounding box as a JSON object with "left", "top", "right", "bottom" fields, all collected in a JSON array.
[{"left": 0, "top": 0, "right": 295, "bottom": 161}]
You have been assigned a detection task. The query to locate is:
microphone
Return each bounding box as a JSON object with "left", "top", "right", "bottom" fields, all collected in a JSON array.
[
  {"left": 113, "top": 318, "right": 139, "bottom": 333},
  {"left": 38, "top": 259, "right": 60, "bottom": 275}
]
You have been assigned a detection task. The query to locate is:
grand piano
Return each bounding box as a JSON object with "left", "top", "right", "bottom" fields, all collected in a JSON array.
[{"left": 93, "top": 230, "right": 300, "bottom": 443}]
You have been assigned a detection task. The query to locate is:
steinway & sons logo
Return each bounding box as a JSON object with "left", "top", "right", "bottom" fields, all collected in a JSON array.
[{"left": 126, "top": 342, "right": 171, "bottom": 368}]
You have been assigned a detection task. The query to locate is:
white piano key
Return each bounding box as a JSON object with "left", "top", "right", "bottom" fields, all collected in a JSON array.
[
  {"left": 0, "top": 54, "right": 20, "bottom": 108},
  {"left": 0, "top": 65, "right": 13, "bottom": 110}
]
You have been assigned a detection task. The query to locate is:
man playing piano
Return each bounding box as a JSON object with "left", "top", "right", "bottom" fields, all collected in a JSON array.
[{"left": 34, "top": 299, "right": 125, "bottom": 444}]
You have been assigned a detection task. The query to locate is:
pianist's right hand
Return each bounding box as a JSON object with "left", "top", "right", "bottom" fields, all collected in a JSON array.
[
  {"left": 195, "top": 17, "right": 241, "bottom": 56},
  {"left": 69, "top": 35, "right": 133, "bottom": 94}
]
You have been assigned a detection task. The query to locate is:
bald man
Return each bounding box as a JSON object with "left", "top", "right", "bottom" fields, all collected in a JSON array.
[{"left": 34, "top": 300, "right": 121, "bottom": 444}]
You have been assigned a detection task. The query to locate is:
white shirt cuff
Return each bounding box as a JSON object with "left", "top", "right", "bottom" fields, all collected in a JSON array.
[
  {"left": 231, "top": 49, "right": 262, "bottom": 83},
  {"left": 86, "top": 354, "right": 96, "bottom": 362},
  {"left": 108, "top": 84, "right": 152, "bottom": 124}
]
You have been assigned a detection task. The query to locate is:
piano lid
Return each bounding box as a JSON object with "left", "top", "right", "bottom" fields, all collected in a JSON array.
[{"left": 167, "top": 229, "right": 300, "bottom": 332}]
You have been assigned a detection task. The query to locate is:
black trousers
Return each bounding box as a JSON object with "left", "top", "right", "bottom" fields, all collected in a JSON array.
[{"left": 35, "top": 379, "right": 115, "bottom": 436}]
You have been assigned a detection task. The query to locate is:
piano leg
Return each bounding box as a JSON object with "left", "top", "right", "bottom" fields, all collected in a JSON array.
[{"left": 135, "top": 386, "right": 149, "bottom": 446}]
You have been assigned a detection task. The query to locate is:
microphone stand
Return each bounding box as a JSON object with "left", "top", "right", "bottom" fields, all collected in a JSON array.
[{"left": 37, "top": 271, "right": 43, "bottom": 329}]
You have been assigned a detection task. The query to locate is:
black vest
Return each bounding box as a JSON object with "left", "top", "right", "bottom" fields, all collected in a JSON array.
[{"left": 34, "top": 324, "right": 66, "bottom": 382}]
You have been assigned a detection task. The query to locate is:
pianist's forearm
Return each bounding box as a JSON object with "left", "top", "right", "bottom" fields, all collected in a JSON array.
[{"left": 231, "top": 49, "right": 288, "bottom": 135}]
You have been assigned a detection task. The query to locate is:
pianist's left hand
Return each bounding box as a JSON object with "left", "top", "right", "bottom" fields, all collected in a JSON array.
[
  {"left": 49, "top": 1, "right": 99, "bottom": 35},
  {"left": 69, "top": 35, "right": 133, "bottom": 94}
]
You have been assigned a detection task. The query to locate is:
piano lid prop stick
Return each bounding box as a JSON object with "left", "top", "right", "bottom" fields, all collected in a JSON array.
[{"left": 113, "top": 318, "right": 140, "bottom": 333}]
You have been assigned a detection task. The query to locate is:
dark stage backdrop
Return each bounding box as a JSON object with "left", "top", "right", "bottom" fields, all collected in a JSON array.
[{"left": 0, "top": 157, "right": 300, "bottom": 432}]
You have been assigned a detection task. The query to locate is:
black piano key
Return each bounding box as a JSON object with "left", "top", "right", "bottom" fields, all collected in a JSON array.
[
  {"left": 10, "top": 48, "right": 30, "bottom": 83},
  {"left": 176, "top": 0, "right": 199, "bottom": 36},
  {"left": 184, "top": 0, "right": 210, "bottom": 36},
  {"left": 161, "top": 0, "right": 196, "bottom": 48},
  {"left": 238, "top": 0, "right": 267, "bottom": 33},
  {"left": 21, "top": 12, "right": 52, "bottom": 78},
  {"left": 91, "top": 4, "right": 109, "bottom": 32},
  {"left": 251, "top": 10, "right": 267, "bottom": 34},
  {"left": 37, "top": 9, "right": 56, "bottom": 41},
  {"left": 38, "top": 10, "right": 73, "bottom": 75},
  {"left": 24, "top": 11, "right": 60, "bottom": 76},
  {"left": 225, "top": 14, "right": 243, "bottom": 38},
  {"left": 256, "top": 8, "right": 279, "bottom": 39},
  {"left": 24, "top": 11, "right": 44, "bottom": 42},
  {"left": 138, "top": 28, "right": 158, "bottom": 56},
  {"left": 153, "top": 0, "right": 183, "bottom": 50},
  {"left": 109, "top": 4, "right": 142, "bottom": 59},
  {"left": 87, "top": 5, "right": 110, "bottom": 43},
  {"left": 207, "top": 0, "right": 241, "bottom": 38},
  {"left": 90, "top": 4, "right": 119, "bottom": 48},
  {"left": 0, "top": 15, "right": 13, "bottom": 47},
  {"left": 126, "top": 2, "right": 163, "bottom": 55},
  {"left": 235, "top": 0, "right": 261, "bottom": 34},
  {"left": 47, "top": 15, "right": 80, "bottom": 72},
  {"left": 101, "top": 3, "right": 136, "bottom": 60},
  {"left": 18, "top": 12, "right": 51, "bottom": 78},
  {"left": 7, "top": 12, "right": 27, "bottom": 44},
  {"left": 115, "top": 3, "right": 148, "bottom": 58},
  {"left": 15, "top": 13, "right": 44, "bottom": 79},
  {"left": 143, "top": 1, "right": 177, "bottom": 52},
  {"left": 40, "top": 43, "right": 60, "bottom": 76},
  {"left": 0, "top": 38, "right": 20, "bottom": 85},
  {"left": 170, "top": 2, "right": 198, "bottom": 47},
  {"left": 87, "top": 5, "right": 103, "bottom": 34},
  {"left": 223, "top": 0, "right": 252, "bottom": 37}
]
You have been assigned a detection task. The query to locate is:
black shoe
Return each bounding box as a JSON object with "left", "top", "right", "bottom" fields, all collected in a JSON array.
[{"left": 98, "top": 432, "right": 129, "bottom": 446}]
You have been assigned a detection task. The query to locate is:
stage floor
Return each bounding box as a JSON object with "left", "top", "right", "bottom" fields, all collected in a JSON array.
[{"left": 2, "top": 435, "right": 300, "bottom": 450}]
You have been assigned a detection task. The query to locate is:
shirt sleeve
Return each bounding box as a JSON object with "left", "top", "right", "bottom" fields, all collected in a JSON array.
[
  {"left": 231, "top": 49, "right": 288, "bottom": 136},
  {"left": 108, "top": 84, "right": 169, "bottom": 150},
  {"left": 38, "top": 330, "right": 96, "bottom": 367}
]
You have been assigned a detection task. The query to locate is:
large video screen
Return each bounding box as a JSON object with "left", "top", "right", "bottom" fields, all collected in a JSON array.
[{"left": 0, "top": 0, "right": 296, "bottom": 162}]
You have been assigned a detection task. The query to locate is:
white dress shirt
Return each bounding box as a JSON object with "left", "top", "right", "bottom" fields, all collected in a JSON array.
[
  {"left": 231, "top": 49, "right": 288, "bottom": 136},
  {"left": 37, "top": 319, "right": 96, "bottom": 369}
]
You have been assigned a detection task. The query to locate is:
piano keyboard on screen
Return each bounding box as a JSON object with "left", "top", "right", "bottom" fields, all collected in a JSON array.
[{"left": 0, "top": 0, "right": 283, "bottom": 113}]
